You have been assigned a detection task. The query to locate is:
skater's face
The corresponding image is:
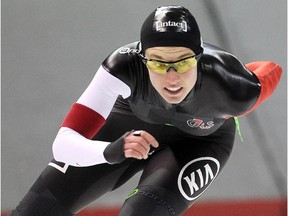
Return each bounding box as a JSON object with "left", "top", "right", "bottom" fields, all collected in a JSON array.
[{"left": 143, "top": 46, "right": 198, "bottom": 104}]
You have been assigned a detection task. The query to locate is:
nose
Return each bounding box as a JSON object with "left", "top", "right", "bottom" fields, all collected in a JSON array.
[{"left": 166, "top": 68, "right": 180, "bottom": 84}]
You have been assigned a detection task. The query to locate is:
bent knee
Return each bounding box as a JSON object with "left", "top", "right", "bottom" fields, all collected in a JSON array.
[{"left": 119, "top": 185, "right": 188, "bottom": 216}]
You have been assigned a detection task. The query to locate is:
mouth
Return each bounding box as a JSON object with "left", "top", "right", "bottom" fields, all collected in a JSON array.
[{"left": 164, "top": 87, "right": 183, "bottom": 95}]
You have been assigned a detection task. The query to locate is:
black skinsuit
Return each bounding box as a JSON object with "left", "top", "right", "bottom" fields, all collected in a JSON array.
[
  {"left": 105, "top": 41, "right": 260, "bottom": 135},
  {"left": 10, "top": 42, "right": 261, "bottom": 216}
]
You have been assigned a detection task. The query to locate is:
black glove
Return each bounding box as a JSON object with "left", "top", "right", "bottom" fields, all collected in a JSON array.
[{"left": 103, "top": 131, "right": 131, "bottom": 164}]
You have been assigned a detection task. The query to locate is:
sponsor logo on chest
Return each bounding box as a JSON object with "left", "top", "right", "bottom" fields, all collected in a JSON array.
[{"left": 187, "top": 118, "right": 215, "bottom": 129}]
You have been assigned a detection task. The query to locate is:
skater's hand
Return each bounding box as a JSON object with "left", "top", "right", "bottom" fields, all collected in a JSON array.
[{"left": 124, "top": 130, "right": 159, "bottom": 160}]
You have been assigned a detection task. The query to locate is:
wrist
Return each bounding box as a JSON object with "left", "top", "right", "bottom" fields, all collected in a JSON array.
[{"left": 103, "top": 131, "right": 131, "bottom": 164}]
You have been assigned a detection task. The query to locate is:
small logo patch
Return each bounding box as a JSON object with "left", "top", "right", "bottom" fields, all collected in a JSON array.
[
  {"left": 155, "top": 20, "right": 187, "bottom": 32},
  {"left": 119, "top": 47, "right": 140, "bottom": 54},
  {"left": 187, "top": 118, "right": 214, "bottom": 129},
  {"left": 127, "top": 188, "right": 139, "bottom": 199},
  {"left": 48, "top": 162, "right": 69, "bottom": 173}
]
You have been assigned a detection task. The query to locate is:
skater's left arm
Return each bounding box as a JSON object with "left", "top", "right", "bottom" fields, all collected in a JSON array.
[{"left": 240, "top": 61, "right": 282, "bottom": 116}]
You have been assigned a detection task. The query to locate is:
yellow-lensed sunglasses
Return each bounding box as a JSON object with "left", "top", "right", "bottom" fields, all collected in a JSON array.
[{"left": 140, "top": 54, "right": 201, "bottom": 74}]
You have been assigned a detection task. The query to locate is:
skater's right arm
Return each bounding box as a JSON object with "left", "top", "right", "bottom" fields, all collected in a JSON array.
[
  {"left": 52, "top": 66, "right": 158, "bottom": 166},
  {"left": 52, "top": 66, "right": 131, "bottom": 167}
]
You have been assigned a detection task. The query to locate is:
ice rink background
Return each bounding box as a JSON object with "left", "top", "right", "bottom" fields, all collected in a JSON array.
[{"left": 2, "top": 0, "right": 287, "bottom": 212}]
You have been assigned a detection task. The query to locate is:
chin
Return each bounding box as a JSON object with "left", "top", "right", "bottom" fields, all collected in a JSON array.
[
  {"left": 164, "top": 97, "right": 184, "bottom": 104},
  {"left": 159, "top": 90, "right": 188, "bottom": 104}
]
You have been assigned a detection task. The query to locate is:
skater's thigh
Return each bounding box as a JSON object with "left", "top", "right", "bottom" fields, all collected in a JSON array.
[
  {"left": 42, "top": 158, "right": 144, "bottom": 214},
  {"left": 119, "top": 121, "right": 235, "bottom": 216}
]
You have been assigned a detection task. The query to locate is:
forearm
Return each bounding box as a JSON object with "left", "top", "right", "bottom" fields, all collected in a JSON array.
[{"left": 52, "top": 127, "right": 110, "bottom": 167}]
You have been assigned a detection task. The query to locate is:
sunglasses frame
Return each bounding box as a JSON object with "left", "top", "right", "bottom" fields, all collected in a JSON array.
[{"left": 139, "top": 53, "right": 201, "bottom": 74}]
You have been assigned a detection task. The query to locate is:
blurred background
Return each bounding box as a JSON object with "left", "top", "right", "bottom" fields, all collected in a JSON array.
[{"left": 1, "top": 0, "right": 287, "bottom": 215}]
